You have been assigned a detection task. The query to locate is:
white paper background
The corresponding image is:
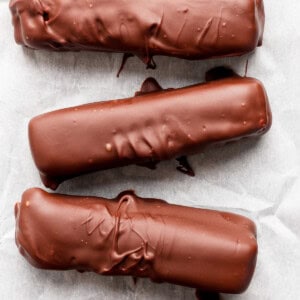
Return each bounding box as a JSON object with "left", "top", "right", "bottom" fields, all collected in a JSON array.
[{"left": 0, "top": 1, "right": 300, "bottom": 299}]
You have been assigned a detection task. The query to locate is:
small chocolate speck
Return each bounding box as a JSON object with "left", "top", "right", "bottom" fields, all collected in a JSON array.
[
  {"left": 259, "top": 118, "right": 266, "bottom": 127},
  {"left": 168, "top": 140, "right": 174, "bottom": 148},
  {"left": 105, "top": 143, "right": 112, "bottom": 151}
]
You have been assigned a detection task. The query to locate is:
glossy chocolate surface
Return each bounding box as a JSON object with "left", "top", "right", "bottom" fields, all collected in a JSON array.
[
  {"left": 29, "top": 75, "right": 272, "bottom": 189},
  {"left": 10, "top": 0, "right": 264, "bottom": 63},
  {"left": 15, "top": 188, "right": 258, "bottom": 293}
]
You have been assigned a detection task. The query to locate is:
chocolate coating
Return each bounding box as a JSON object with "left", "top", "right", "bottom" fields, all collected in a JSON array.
[
  {"left": 10, "top": 0, "right": 264, "bottom": 63},
  {"left": 15, "top": 188, "right": 258, "bottom": 293},
  {"left": 28, "top": 76, "right": 272, "bottom": 189}
]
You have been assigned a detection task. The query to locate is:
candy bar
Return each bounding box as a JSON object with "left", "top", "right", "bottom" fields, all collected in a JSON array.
[
  {"left": 10, "top": 0, "right": 265, "bottom": 66},
  {"left": 15, "top": 188, "right": 258, "bottom": 293},
  {"left": 29, "top": 73, "right": 271, "bottom": 189}
]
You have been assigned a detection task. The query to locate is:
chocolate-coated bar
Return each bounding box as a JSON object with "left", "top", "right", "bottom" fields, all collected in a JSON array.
[
  {"left": 10, "top": 0, "right": 264, "bottom": 65},
  {"left": 15, "top": 188, "right": 258, "bottom": 294},
  {"left": 29, "top": 74, "right": 272, "bottom": 189}
]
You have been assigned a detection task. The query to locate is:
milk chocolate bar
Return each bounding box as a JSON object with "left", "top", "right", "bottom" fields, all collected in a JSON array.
[
  {"left": 29, "top": 74, "right": 272, "bottom": 189},
  {"left": 15, "top": 188, "right": 258, "bottom": 293},
  {"left": 10, "top": 0, "right": 265, "bottom": 66}
]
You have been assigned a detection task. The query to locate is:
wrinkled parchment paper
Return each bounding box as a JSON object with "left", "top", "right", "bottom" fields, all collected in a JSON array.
[{"left": 0, "top": 1, "right": 300, "bottom": 299}]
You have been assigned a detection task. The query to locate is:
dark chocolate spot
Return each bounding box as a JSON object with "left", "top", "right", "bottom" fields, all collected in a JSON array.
[
  {"left": 195, "top": 290, "right": 220, "bottom": 300},
  {"left": 77, "top": 269, "right": 85, "bottom": 273},
  {"left": 176, "top": 156, "right": 195, "bottom": 177},
  {"left": 132, "top": 277, "right": 138, "bottom": 285},
  {"left": 42, "top": 12, "right": 49, "bottom": 22},
  {"left": 205, "top": 66, "right": 238, "bottom": 82},
  {"left": 51, "top": 42, "right": 62, "bottom": 49}
]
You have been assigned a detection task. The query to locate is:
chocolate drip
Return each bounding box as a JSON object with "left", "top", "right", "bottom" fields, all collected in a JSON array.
[
  {"left": 135, "top": 77, "right": 163, "bottom": 96},
  {"left": 117, "top": 53, "right": 134, "bottom": 77},
  {"left": 132, "top": 277, "right": 138, "bottom": 286},
  {"left": 137, "top": 55, "right": 157, "bottom": 70},
  {"left": 15, "top": 188, "right": 258, "bottom": 294},
  {"left": 176, "top": 156, "right": 195, "bottom": 177}
]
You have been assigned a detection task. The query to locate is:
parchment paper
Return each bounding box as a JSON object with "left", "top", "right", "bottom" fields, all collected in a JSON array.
[{"left": 0, "top": 1, "right": 300, "bottom": 299}]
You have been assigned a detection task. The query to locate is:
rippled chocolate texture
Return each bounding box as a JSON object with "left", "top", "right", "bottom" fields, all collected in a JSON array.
[
  {"left": 9, "top": 0, "right": 264, "bottom": 64},
  {"left": 15, "top": 188, "right": 258, "bottom": 293},
  {"left": 29, "top": 74, "right": 272, "bottom": 189}
]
